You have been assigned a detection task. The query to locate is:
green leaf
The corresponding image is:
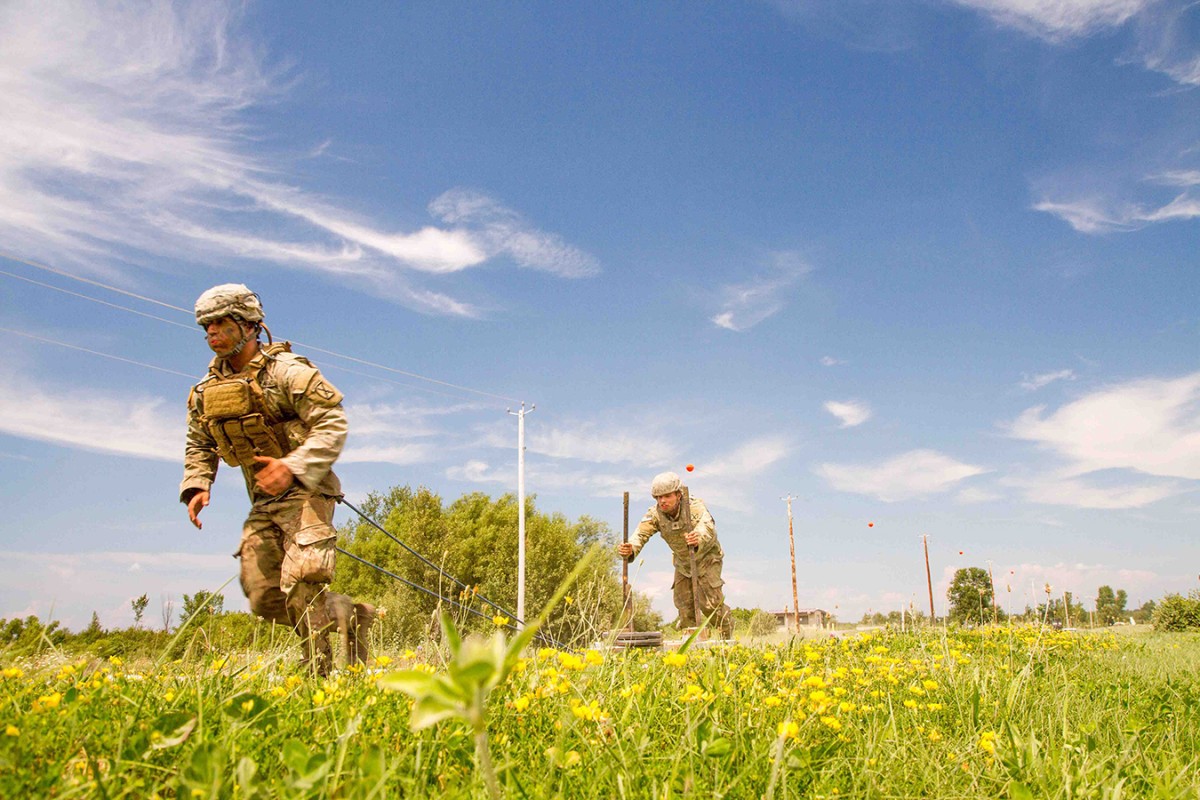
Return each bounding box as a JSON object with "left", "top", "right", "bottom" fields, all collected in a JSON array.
[
  {"left": 1008, "top": 781, "right": 1034, "bottom": 800},
  {"left": 149, "top": 712, "right": 197, "bottom": 750},
  {"left": 223, "top": 692, "right": 273, "bottom": 727},
  {"left": 281, "top": 740, "right": 311, "bottom": 773},
  {"left": 408, "top": 695, "right": 463, "bottom": 731},
  {"left": 703, "top": 738, "right": 733, "bottom": 758},
  {"left": 440, "top": 610, "right": 463, "bottom": 656}
]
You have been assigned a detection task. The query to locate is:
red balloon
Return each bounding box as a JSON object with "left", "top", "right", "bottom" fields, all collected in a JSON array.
[
  {"left": 685, "top": 464, "right": 694, "bottom": 472},
  {"left": 959, "top": 551, "right": 964, "bottom": 555},
  {"left": 867, "top": 522, "right": 874, "bottom": 527}
]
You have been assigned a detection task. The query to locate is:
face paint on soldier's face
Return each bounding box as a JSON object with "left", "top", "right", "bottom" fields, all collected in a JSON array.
[{"left": 205, "top": 317, "right": 249, "bottom": 357}]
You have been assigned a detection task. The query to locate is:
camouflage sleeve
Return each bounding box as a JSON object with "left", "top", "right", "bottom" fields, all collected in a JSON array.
[
  {"left": 628, "top": 507, "right": 660, "bottom": 559},
  {"left": 690, "top": 497, "right": 716, "bottom": 547},
  {"left": 179, "top": 387, "right": 219, "bottom": 503},
  {"left": 275, "top": 361, "right": 348, "bottom": 492}
]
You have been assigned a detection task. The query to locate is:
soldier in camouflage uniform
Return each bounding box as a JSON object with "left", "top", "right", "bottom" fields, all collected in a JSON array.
[
  {"left": 616, "top": 471, "right": 734, "bottom": 639},
  {"left": 180, "top": 284, "right": 373, "bottom": 675}
]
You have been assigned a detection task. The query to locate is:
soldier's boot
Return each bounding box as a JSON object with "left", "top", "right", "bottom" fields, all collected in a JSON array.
[
  {"left": 291, "top": 584, "right": 335, "bottom": 676},
  {"left": 351, "top": 603, "right": 377, "bottom": 665}
]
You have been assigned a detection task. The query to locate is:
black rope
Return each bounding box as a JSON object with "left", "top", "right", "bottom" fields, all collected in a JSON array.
[
  {"left": 335, "top": 547, "right": 562, "bottom": 648},
  {"left": 338, "top": 497, "right": 526, "bottom": 626}
]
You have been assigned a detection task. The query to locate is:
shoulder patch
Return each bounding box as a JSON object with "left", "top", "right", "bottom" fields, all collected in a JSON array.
[{"left": 304, "top": 373, "right": 343, "bottom": 407}]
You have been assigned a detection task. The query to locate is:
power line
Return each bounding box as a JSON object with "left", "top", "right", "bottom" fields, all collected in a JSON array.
[
  {"left": 0, "top": 327, "right": 197, "bottom": 379},
  {"left": 0, "top": 251, "right": 527, "bottom": 405}
]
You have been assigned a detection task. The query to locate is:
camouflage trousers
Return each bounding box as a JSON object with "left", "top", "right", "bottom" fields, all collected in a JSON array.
[
  {"left": 237, "top": 490, "right": 373, "bottom": 674},
  {"left": 672, "top": 557, "right": 734, "bottom": 639}
]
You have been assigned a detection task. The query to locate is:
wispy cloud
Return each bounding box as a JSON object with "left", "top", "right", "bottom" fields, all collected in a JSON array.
[
  {"left": 947, "top": 0, "right": 1149, "bottom": 42},
  {"left": 429, "top": 190, "right": 599, "bottom": 279},
  {"left": 1020, "top": 369, "right": 1076, "bottom": 391},
  {"left": 820, "top": 356, "right": 844, "bottom": 367},
  {"left": 0, "top": 0, "right": 592, "bottom": 316},
  {"left": 0, "top": 369, "right": 179, "bottom": 461},
  {"left": 711, "top": 251, "right": 811, "bottom": 332},
  {"left": 817, "top": 449, "right": 987, "bottom": 502},
  {"left": 1007, "top": 371, "right": 1200, "bottom": 480},
  {"left": 1020, "top": 476, "right": 1183, "bottom": 509},
  {"left": 1034, "top": 192, "right": 1200, "bottom": 234},
  {"left": 824, "top": 400, "right": 872, "bottom": 428},
  {"left": 476, "top": 416, "right": 678, "bottom": 467}
]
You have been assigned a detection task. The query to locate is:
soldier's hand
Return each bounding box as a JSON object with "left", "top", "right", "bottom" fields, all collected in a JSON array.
[
  {"left": 616, "top": 542, "right": 634, "bottom": 558},
  {"left": 685, "top": 531, "right": 700, "bottom": 548},
  {"left": 187, "top": 490, "right": 210, "bottom": 530},
  {"left": 253, "top": 456, "right": 296, "bottom": 495}
]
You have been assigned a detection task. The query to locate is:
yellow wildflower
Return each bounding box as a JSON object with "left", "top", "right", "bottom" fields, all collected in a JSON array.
[
  {"left": 493, "top": 615, "right": 510, "bottom": 627},
  {"left": 979, "top": 730, "right": 997, "bottom": 754},
  {"left": 584, "top": 649, "right": 603, "bottom": 665},
  {"left": 820, "top": 716, "right": 842, "bottom": 731},
  {"left": 32, "top": 692, "right": 62, "bottom": 712},
  {"left": 375, "top": 655, "right": 393, "bottom": 667},
  {"left": 5, "top": 725, "right": 18, "bottom": 737},
  {"left": 312, "top": 690, "right": 326, "bottom": 706},
  {"left": 511, "top": 695, "right": 532, "bottom": 712},
  {"left": 763, "top": 696, "right": 783, "bottom": 708},
  {"left": 663, "top": 652, "right": 687, "bottom": 667},
  {"left": 778, "top": 720, "right": 800, "bottom": 739},
  {"left": 619, "top": 682, "right": 646, "bottom": 699},
  {"left": 1, "top": 667, "right": 23, "bottom": 679}
]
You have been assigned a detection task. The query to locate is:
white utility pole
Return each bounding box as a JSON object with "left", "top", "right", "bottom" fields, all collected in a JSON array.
[
  {"left": 507, "top": 402, "right": 535, "bottom": 629},
  {"left": 783, "top": 495, "right": 800, "bottom": 634}
]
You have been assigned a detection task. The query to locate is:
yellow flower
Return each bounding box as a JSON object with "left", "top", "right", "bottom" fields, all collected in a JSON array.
[
  {"left": 558, "top": 652, "right": 585, "bottom": 671},
  {"left": 928, "top": 729, "right": 943, "bottom": 742},
  {"left": 564, "top": 595, "right": 574, "bottom": 605},
  {"left": 820, "top": 716, "right": 842, "bottom": 731},
  {"left": 312, "top": 690, "right": 326, "bottom": 706},
  {"left": 240, "top": 699, "right": 255, "bottom": 713},
  {"left": 903, "top": 699, "right": 919, "bottom": 709},
  {"left": 375, "top": 655, "right": 393, "bottom": 667},
  {"left": 32, "top": 692, "right": 62, "bottom": 712},
  {"left": 210, "top": 656, "right": 228, "bottom": 672},
  {"left": 1, "top": 667, "right": 23, "bottom": 679},
  {"left": 763, "top": 696, "right": 783, "bottom": 708},
  {"left": 619, "top": 682, "right": 646, "bottom": 699},
  {"left": 511, "top": 695, "right": 532, "bottom": 712},
  {"left": 584, "top": 649, "right": 603, "bottom": 665},
  {"left": 663, "top": 652, "right": 687, "bottom": 667},
  {"left": 269, "top": 686, "right": 287, "bottom": 698},
  {"left": 493, "top": 615, "right": 510, "bottom": 627},
  {"left": 762, "top": 651, "right": 777, "bottom": 662},
  {"left": 5, "top": 725, "right": 19, "bottom": 737},
  {"left": 778, "top": 720, "right": 800, "bottom": 739},
  {"left": 979, "top": 730, "right": 997, "bottom": 754},
  {"left": 923, "top": 679, "right": 939, "bottom": 691}
]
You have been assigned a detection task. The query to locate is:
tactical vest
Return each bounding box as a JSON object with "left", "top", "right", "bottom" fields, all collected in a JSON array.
[{"left": 195, "top": 343, "right": 292, "bottom": 468}]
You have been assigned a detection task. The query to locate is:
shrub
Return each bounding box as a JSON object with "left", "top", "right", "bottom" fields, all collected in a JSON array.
[{"left": 1151, "top": 592, "right": 1200, "bottom": 632}]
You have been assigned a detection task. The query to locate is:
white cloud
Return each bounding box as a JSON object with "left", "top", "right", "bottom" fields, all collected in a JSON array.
[
  {"left": 1034, "top": 193, "right": 1200, "bottom": 234},
  {"left": 820, "top": 356, "right": 844, "bottom": 367},
  {"left": 1020, "top": 369, "right": 1076, "bottom": 391},
  {"left": 477, "top": 416, "right": 677, "bottom": 467},
  {"left": 702, "top": 437, "right": 790, "bottom": 478},
  {"left": 948, "top": 0, "right": 1148, "bottom": 42},
  {"left": 710, "top": 251, "right": 811, "bottom": 332},
  {"left": 817, "top": 449, "right": 987, "bottom": 502},
  {"left": 428, "top": 190, "right": 599, "bottom": 278},
  {"left": 0, "top": 0, "right": 591, "bottom": 316},
  {"left": 824, "top": 400, "right": 872, "bottom": 428},
  {"left": 1007, "top": 372, "right": 1200, "bottom": 480},
  {"left": 957, "top": 486, "right": 1003, "bottom": 503},
  {"left": 0, "top": 369, "right": 179, "bottom": 460},
  {"left": 1022, "top": 477, "right": 1182, "bottom": 508}
]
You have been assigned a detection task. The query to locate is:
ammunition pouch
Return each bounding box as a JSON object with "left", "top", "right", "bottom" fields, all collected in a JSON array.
[{"left": 199, "top": 376, "right": 288, "bottom": 468}]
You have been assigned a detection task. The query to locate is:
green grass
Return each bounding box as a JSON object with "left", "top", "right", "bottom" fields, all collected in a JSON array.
[{"left": 2, "top": 626, "right": 1198, "bottom": 798}]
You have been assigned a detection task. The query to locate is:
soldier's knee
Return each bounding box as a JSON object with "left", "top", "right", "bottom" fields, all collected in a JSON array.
[{"left": 246, "top": 587, "right": 289, "bottom": 625}]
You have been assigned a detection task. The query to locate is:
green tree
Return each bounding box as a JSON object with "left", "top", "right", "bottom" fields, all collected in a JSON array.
[
  {"left": 1095, "top": 585, "right": 1128, "bottom": 626},
  {"left": 333, "top": 486, "right": 644, "bottom": 647},
  {"left": 179, "top": 591, "right": 224, "bottom": 627},
  {"left": 947, "top": 567, "right": 993, "bottom": 624},
  {"left": 131, "top": 594, "right": 149, "bottom": 628}
]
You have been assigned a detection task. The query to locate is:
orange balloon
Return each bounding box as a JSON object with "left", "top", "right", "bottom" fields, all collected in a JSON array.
[
  {"left": 868, "top": 522, "right": 874, "bottom": 527},
  {"left": 959, "top": 551, "right": 964, "bottom": 555},
  {"left": 685, "top": 464, "right": 694, "bottom": 472}
]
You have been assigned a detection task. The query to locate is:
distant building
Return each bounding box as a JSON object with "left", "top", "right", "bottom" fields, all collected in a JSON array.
[{"left": 773, "top": 608, "right": 829, "bottom": 629}]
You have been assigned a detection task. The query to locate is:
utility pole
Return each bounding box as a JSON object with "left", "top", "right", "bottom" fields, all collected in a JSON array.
[
  {"left": 922, "top": 534, "right": 935, "bottom": 621},
  {"left": 783, "top": 495, "right": 800, "bottom": 634},
  {"left": 506, "top": 402, "right": 535, "bottom": 629}
]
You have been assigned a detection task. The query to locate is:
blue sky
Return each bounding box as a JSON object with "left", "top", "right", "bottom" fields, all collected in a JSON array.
[{"left": 1, "top": 0, "right": 1197, "bottom": 630}]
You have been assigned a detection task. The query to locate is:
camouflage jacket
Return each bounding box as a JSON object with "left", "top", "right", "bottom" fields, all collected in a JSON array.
[
  {"left": 628, "top": 494, "right": 722, "bottom": 577},
  {"left": 180, "top": 343, "right": 347, "bottom": 504}
]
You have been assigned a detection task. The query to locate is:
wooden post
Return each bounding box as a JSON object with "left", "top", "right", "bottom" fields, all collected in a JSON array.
[{"left": 622, "top": 491, "right": 632, "bottom": 631}]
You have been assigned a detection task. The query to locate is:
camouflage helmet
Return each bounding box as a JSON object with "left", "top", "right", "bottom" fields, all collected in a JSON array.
[
  {"left": 651, "top": 471, "right": 682, "bottom": 497},
  {"left": 195, "top": 283, "right": 264, "bottom": 326}
]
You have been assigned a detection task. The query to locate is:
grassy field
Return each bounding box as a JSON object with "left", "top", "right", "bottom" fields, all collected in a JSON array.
[{"left": 2, "top": 624, "right": 1198, "bottom": 798}]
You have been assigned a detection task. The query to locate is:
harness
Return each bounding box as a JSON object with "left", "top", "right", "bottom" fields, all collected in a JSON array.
[{"left": 195, "top": 342, "right": 293, "bottom": 468}]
